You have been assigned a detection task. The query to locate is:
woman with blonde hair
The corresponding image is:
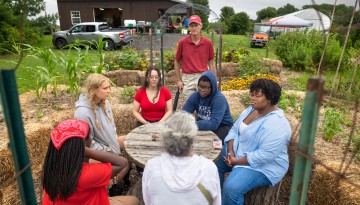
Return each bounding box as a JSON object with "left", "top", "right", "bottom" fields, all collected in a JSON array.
[{"left": 74, "top": 73, "right": 130, "bottom": 191}]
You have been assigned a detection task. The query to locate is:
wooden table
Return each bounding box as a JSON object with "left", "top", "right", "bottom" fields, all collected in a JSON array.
[{"left": 124, "top": 122, "right": 222, "bottom": 169}]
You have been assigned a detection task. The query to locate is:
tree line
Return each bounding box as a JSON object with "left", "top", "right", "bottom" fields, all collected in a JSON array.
[{"left": 218, "top": 3, "right": 360, "bottom": 46}]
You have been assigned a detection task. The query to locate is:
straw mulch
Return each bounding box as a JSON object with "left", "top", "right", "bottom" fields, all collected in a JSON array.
[{"left": 308, "top": 162, "right": 360, "bottom": 205}]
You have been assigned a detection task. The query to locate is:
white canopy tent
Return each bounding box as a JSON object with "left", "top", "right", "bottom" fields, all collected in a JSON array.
[
  {"left": 282, "top": 8, "right": 330, "bottom": 32},
  {"left": 267, "top": 15, "right": 313, "bottom": 27}
]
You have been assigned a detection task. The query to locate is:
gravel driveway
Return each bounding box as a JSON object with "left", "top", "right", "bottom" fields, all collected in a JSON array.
[{"left": 129, "top": 33, "right": 186, "bottom": 51}]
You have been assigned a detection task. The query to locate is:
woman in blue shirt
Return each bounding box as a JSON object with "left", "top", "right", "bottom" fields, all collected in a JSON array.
[{"left": 215, "top": 78, "right": 291, "bottom": 205}]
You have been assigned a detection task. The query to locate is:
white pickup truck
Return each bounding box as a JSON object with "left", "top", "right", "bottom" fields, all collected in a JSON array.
[{"left": 52, "top": 22, "right": 132, "bottom": 50}]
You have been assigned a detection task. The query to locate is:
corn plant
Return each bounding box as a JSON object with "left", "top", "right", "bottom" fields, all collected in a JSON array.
[
  {"left": 27, "top": 66, "right": 53, "bottom": 103},
  {"left": 59, "top": 47, "right": 90, "bottom": 99},
  {"left": 29, "top": 48, "right": 60, "bottom": 97},
  {"left": 92, "top": 36, "right": 106, "bottom": 74}
]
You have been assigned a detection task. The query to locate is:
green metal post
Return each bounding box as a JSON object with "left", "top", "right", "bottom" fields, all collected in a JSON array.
[
  {"left": 289, "top": 78, "right": 324, "bottom": 205},
  {"left": 0, "top": 70, "right": 37, "bottom": 204},
  {"left": 160, "top": 32, "right": 165, "bottom": 85}
]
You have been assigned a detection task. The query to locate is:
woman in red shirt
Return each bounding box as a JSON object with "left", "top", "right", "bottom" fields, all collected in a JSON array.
[
  {"left": 42, "top": 119, "right": 139, "bottom": 205},
  {"left": 133, "top": 68, "right": 173, "bottom": 127}
]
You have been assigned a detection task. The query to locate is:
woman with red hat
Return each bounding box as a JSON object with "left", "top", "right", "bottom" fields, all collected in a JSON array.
[{"left": 42, "top": 119, "right": 139, "bottom": 205}]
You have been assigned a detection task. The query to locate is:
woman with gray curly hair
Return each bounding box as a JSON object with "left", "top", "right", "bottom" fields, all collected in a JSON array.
[{"left": 142, "top": 111, "right": 221, "bottom": 205}]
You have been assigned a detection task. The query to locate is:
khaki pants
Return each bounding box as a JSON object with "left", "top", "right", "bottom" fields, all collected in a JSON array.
[
  {"left": 182, "top": 72, "right": 203, "bottom": 99},
  {"left": 109, "top": 196, "right": 139, "bottom": 205}
]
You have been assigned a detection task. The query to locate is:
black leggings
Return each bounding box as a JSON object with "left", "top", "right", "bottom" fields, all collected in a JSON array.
[{"left": 214, "top": 124, "right": 233, "bottom": 145}]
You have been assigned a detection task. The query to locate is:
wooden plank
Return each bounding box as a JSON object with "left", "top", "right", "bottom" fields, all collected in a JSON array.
[{"left": 124, "top": 123, "right": 221, "bottom": 168}]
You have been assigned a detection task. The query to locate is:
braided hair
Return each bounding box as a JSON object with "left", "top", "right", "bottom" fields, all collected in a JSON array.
[{"left": 42, "top": 138, "right": 84, "bottom": 201}]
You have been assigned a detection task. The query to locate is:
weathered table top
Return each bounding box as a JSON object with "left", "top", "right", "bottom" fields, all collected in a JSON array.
[{"left": 124, "top": 123, "right": 222, "bottom": 168}]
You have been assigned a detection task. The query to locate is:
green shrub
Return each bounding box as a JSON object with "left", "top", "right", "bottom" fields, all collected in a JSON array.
[
  {"left": 271, "top": 30, "right": 349, "bottom": 72},
  {"left": 278, "top": 94, "right": 290, "bottom": 111},
  {"left": 222, "top": 47, "right": 251, "bottom": 63},
  {"left": 162, "top": 51, "right": 175, "bottom": 72},
  {"left": 237, "top": 53, "right": 270, "bottom": 77},
  {"left": 320, "top": 107, "right": 344, "bottom": 141},
  {"left": 105, "top": 48, "right": 149, "bottom": 71},
  {"left": 120, "top": 85, "right": 136, "bottom": 103}
]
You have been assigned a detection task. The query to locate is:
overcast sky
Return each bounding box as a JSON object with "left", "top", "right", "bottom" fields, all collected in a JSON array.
[{"left": 43, "top": 0, "right": 356, "bottom": 20}]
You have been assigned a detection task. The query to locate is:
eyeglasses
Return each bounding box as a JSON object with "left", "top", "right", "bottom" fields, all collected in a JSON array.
[
  {"left": 197, "top": 85, "right": 211, "bottom": 91},
  {"left": 148, "top": 75, "right": 160, "bottom": 80}
]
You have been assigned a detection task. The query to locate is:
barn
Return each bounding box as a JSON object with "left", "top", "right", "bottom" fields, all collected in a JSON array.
[{"left": 56, "top": 0, "right": 187, "bottom": 30}]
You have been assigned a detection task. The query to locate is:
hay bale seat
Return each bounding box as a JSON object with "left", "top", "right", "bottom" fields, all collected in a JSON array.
[
  {"left": 126, "top": 175, "right": 281, "bottom": 205},
  {"left": 0, "top": 102, "right": 135, "bottom": 204},
  {"left": 105, "top": 70, "right": 144, "bottom": 87},
  {"left": 0, "top": 123, "right": 59, "bottom": 205}
]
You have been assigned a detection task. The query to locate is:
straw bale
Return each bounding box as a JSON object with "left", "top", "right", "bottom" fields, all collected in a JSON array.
[
  {"left": 1, "top": 172, "right": 43, "bottom": 205},
  {"left": 222, "top": 90, "right": 248, "bottom": 117},
  {"left": 38, "top": 109, "right": 73, "bottom": 127},
  {"left": 263, "top": 58, "right": 283, "bottom": 75},
  {"left": 105, "top": 70, "right": 143, "bottom": 86},
  {"left": 113, "top": 104, "right": 137, "bottom": 135},
  {"left": 164, "top": 70, "right": 177, "bottom": 85},
  {"left": 0, "top": 124, "right": 52, "bottom": 184},
  {"left": 221, "top": 62, "right": 239, "bottom": 77},
  {"left": 308, "top": 162, "right": 360, "bottom": 205}
]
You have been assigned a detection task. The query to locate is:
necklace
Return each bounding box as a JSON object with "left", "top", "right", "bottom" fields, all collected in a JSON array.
[{"left": 147, "top": 89, "right": 157, "bottom": 98}]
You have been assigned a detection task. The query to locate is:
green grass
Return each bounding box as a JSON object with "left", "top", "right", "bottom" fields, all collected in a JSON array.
[
  {"left": 204, "top": 33, "right": 277, "bottom": 59},
  {"left": 0, "top": 36, "right": 100, "bottom": 94}
]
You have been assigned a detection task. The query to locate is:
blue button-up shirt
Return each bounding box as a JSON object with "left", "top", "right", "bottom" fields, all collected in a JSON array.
[{"left": 224, "top": 106, "right": 291, "bottom": 186}]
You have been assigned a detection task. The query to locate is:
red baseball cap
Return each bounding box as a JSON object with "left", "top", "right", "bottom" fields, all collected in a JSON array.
[
  {"left": 189, "top": 15, "right": 202, "bottom": 25},
  {"left": 51, "top": 119, "right": 89, "bottom": 150}
]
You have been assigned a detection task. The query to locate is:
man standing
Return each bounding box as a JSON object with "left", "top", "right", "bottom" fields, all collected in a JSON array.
[{"left": 175, "top": 15, "right": 217, "bottom": 99}]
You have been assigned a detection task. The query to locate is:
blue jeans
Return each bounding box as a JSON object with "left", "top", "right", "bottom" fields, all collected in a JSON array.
[{"left": 215, "top": 147, "right": 272, "bottom": 205}]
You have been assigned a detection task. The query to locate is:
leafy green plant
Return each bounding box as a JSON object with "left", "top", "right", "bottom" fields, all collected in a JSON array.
[
  {"left": 29, "top": 47, "right": 60, "bottom": 97},
  {"left": 163, "top": 51, "right": 175, "bottom": 72},
  {"left": 222, "top": 47, "right": 251, "bottom": 63},
  {"left": 92, "top": 36, "right": 106, "bottom": 74},
  {"left": 120, "top": 85, "right": 136, "bottom": 103},
  {"left": 59, "top": 46, "right": 94, "bottom": 99},
  {"left": 278, "top": 94, "right": 290, "bottom": 111},
  {"left": 26, "top": 65, "right": 56, "bottom": 103},
  {"left": 271, "top": 30, "right": 351, "bottom": 73},
  {"left": 238, "top": 53, "right": 271, "bottom": 77},
  {"left": 105, "top": 48, "right": 149, "bottom": 71},
  {"left": 320, "top": 107, "right": 344, "bottom": 141}
]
